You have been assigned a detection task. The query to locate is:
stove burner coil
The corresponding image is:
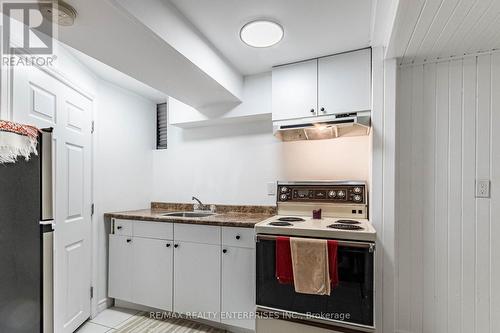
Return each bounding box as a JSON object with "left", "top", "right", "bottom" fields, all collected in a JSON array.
[
  {"left": 335, "top": 219, "right": 361, "bottom": 225},
  {"left": 269, "top": 221, "right": 293, "bottom": 226},
  {"left": 327, "top": 224, "right": 364, "bottom": 230},
  {"left": 277, "top": 217, "right": 305, "bottom": 222}
]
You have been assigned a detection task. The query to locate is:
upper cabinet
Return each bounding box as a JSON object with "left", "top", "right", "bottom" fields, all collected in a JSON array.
[
  {"left": 318, "top": 48, "right": 371, "bottom": 115},
  {"left": 272, "top": 48, "right": 371, "bottom": 122},
  {"left": 272, "top": 59, "right": 318, "bottom": 121}
]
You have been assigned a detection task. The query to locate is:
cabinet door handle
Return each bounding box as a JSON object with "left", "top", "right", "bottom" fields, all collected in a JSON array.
[
  {"left": 235, "top": 235, "right": 241, "bottom": 240},
  {"left": 126, "top": 238, "right": 132, "bottom": 243},
  {"left": 117, "top": 226, "right": 122, "bottom": 230},
  {"left": 310, "top": 108, "right": 315, "bottom": 113},
  {"left": 166, "top": 243, "right": 171, "bottom": 247},
  {"left": 223, "top": 249, "right": 228, "bottom": 254},
  {"left": 174, "top": 244, "right": 179, "bottom": 248},
  {"left": 320, "top": 107, "right": 325, "bottom": 112}
]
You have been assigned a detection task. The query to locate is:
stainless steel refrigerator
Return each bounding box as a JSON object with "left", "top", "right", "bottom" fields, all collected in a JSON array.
[{"left": 0, "top": 128, "right": 54, "bottom": 333}]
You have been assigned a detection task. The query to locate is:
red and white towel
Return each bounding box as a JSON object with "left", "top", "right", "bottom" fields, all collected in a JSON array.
[{"left": 0, "top": 120, "right": 39, "bottom": 163}]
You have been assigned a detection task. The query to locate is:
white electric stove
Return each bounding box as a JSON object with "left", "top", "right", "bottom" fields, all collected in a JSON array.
[
  {"left": 255, "top": 181, "right": 377, "bottom": 333},
  {"left": 255, "top": 181, "right": 376, "bottom": 242}
]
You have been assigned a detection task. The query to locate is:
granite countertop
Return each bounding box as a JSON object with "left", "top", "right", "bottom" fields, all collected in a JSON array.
[{"left": 104, "top": 202, "right": 276, "bottom": 228}]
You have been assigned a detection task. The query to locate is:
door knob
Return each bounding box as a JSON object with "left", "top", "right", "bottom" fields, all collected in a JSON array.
[
  {"left": 174, "top": 244, "right": 179, "bottom": 248},
  {"left": 321, "top": 107, "right": 325, "bottom": 112},
  {"left": 235, "top": 235, "right": 241, "bottom": 240},
  {"left": 223, "top": 249, "right": 228, "bottom": 254}
]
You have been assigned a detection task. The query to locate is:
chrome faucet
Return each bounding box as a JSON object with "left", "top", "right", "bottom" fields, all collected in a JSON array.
[{"left": 192, "top": 196, "right": 214, "bottom": 212}]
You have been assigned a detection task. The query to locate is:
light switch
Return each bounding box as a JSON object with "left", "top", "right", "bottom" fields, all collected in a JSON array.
[
  {"left": 476, "top": 179, "right": 490, "bottom": 198},
  {"left": 267, "top": 182, "right": 276, "bottom": 196}
]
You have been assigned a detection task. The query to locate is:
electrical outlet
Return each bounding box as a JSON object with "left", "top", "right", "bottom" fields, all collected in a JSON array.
[
  {"left": 476, "top": 179, "right": 491, "bottom": 198},
  {"left": 267, "top": 182, "right": 276, "bottom": 196}
]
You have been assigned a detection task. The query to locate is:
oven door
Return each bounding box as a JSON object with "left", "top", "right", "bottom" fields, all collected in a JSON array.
[{"left": 256, "top": 234, "right": 375, "bottom": 331}]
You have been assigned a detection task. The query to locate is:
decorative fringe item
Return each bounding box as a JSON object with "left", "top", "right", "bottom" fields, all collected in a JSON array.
[{"left": 0, "top": 120, "right": 39, "bottom": 164}]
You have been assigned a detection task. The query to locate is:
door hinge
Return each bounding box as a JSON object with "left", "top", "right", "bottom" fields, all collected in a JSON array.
[
  {"left": 91, "top": 203, "right": 95, "bottom": 217},
  {"left": 91, "top": 121, "right": 95, "bottom": 134},
  {"left": 90, "top": 286, "right": 94, "bottom": 299}
]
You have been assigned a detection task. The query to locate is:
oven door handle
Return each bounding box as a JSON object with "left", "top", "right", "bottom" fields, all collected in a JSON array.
[{"left": 255, "top": 234, "right": 375, "bottom": 250}]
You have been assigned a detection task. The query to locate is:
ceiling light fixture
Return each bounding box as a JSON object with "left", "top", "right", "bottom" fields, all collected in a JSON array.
[{"left": 240, "top": 20, "right": 284, "bottom": 48}]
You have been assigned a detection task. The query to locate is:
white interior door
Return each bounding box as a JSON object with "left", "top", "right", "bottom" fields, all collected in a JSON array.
[{"left": 12, "top": 66, "right": 93, "bottom": 333}]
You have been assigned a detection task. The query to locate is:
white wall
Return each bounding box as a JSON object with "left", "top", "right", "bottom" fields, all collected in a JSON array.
[
  {"left": 152, "top": 121, "right": 370, "bottom": 205},
  {"left": 94, "top": 80, "right": 156, "bottom": 309},
  {"left": 395, "top": 51, "right": 500, "bottom": 333},
  {"left": 169, "top": 72, "right": 271, "bottom": 127}
]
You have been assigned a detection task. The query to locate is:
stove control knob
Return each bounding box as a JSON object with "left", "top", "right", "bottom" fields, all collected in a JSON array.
[
  {"left": 280, "top": 194, "right": 288, "bottom": 201},
  {"left": 353, "top": 194, "right": 362, "bottom": 202},
  {"left": 353, "top": 187, "right": 362, "bottom": 194},
  {"left": 337, "top": 191, "right": 345, "bottom": 198},
  {"left": 328, "top": 190, "right": 337, "bottom": 198},
  {"left": 281, "top": 187, "right": 288, "bottom": 193}
]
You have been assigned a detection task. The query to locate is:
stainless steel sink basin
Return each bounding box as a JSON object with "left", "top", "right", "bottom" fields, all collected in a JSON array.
[{"left": 162, "top": 211, "right": 215, "bottom": 218}]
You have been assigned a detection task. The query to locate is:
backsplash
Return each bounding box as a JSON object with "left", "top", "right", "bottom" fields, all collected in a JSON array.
[{"left": 151, "top": 202, "right": 277, "bottom": 214}]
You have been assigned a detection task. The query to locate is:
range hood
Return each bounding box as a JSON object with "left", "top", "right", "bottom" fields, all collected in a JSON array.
[{"left": 273, "top": 111, "right": 371, "bottom": 141}]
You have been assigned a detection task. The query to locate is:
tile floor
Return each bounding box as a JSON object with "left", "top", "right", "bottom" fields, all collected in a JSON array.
[
  {"left": 76, "top": 307, "right": 140, "bottom": 333},
  {"left": 76, "top": 307, "right": 227, "bottom": 333}
]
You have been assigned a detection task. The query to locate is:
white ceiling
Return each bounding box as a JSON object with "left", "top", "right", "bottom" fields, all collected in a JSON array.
[
  {"left": 388, "top": 0, "right": 500, "bottom": 64},
  {"left": 168, "top": 0, "right": 373, "bottom": 75},
  {"left": 58, "top": 0, "right": 242, "bottom": 110}
]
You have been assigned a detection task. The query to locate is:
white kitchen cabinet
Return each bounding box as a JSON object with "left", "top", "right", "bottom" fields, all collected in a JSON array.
[
  {"left": 108, "top": 234, "right": 133, "bottom": 301},
  {"left": 318, "top": 48, "right": 371, "bottom": 115},
  {"left": 222, "top": 226, "right": 255, "bottom": 249},
  {"left": 132, "top": 237, "right": 173, "bottom": 311},
  {"left": 109, "top": 221, "right": 255, "bottom": 330},
  {"left": 173, "top": 241, "right": 221, "bottom": 321},
  {"left": 221, "top": 246, "right": 255, "bottom": 330},
  {"left": 113, "top": 219, "right": 133, "bottom": 237},
  {"left": 272, "top": 48, "right": 371, "bottom": 122},
  {"left": 272, "top": 59, "right": 318, "bottom": 121}
]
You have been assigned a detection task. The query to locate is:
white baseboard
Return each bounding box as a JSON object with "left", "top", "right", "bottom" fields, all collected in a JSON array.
[{"left": 97, "top": 298, "right": 112, "bottom": 314}]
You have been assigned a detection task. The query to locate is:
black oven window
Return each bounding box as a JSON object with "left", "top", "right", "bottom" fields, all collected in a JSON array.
[{"left": 256, "top": 238, "right": 374, "bottom": 328}]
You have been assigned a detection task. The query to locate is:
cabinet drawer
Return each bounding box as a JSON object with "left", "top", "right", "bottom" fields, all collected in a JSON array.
[
  {"left": 134, "top": 221, "right": 173, "bottom": 240},
  {"left": 222, "top": 227, "right": 255, "bottom": 249},
  {"left": 113, "top": 219, "right": 133, "bottom": 236},
  {"left": 174, "top": 223, "right": 221, "bottom": 245}
]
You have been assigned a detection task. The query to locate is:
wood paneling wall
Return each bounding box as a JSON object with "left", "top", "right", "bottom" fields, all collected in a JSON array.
[{"left": 395, "top": 51, "right": 500, "bottom": 333}]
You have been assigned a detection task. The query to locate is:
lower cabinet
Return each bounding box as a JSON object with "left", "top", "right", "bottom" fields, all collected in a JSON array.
[
  {"left": 221, "top": 246, "right": 255, "bottom": 330},
  {"left": 173, "top": 241, "right": 221, "bottom": 321},
  {"left": 132, "top": 237, "right": 173, "bottom": 311},
  {"left": 108, "top": 221, "right": 256, "bottom": 330},
  {"left": 108, "top": 234, "right": 173, "bottom": 311},
  {"left": 108, "top": 235, "right": 133, "bottom": 301}
]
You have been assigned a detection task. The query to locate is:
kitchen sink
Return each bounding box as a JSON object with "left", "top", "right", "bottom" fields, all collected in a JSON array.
[{"left": 162, "top": 211, "right": 215, "bottom": 218}]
